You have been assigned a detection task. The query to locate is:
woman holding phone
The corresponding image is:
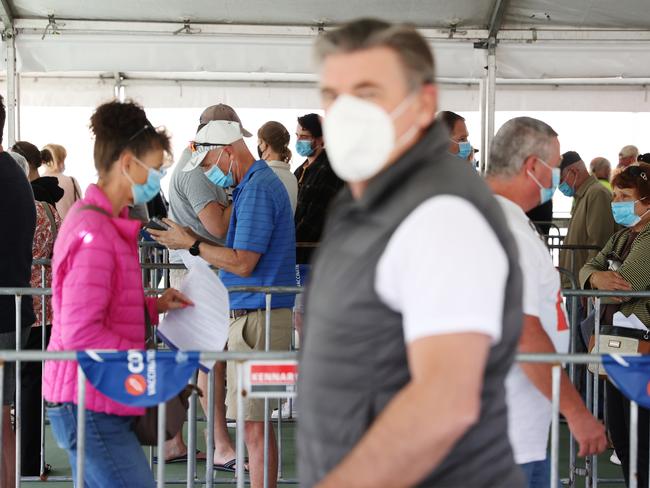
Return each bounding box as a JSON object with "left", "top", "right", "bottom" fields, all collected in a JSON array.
[{"left": 42, "top": 100, "right": 192, "bottom": 487}]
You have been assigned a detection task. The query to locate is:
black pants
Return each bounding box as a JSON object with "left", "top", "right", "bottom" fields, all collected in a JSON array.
[
  {"left": 20, "top": 324, "right": 51, "bottom": 476},
  {"left": 606, "top": 380, "right": 650, "bottom": 488}
]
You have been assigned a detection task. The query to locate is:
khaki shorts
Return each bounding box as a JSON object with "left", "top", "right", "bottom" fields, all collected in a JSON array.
[{"left": 226, "top": 308, "right": 292, "bottom": 421}]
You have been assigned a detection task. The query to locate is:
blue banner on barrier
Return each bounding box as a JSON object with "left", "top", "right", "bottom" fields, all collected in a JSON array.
[
  {"left": 77, "top": 350, "right": 199, "bottom": 407},
  {"left": 603, "top": 355, "right": 650, "bottom": 409}
]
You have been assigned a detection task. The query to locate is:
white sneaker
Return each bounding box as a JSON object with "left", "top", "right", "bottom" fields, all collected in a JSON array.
[
  {"left": 610, "top": 451, "right": 622, "bottom": 465},
  {"left": 271, "top": 400, "right": 298, "bottom": 420}
]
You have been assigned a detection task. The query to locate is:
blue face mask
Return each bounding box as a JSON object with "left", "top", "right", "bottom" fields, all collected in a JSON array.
[
  {"left": 558, "top": 172, "right": 577, "bottom": 197},
  {"left": 527, "top": 158, "right": 560, "bottom": 205},
  {"left": 125, "top": 158, "right": 165, "bottom": 205},
  {"left": 296, "top": 140, "right": 315, "bottom": 157},
  {"left": 205, "top": 156, "right": 234, "bottom": 188},
  {"left": 611, "top": 198, "right": 648, "bottom": 227},
  {"left": 452, "top": 140, "right": 472, "bottom": 160}
]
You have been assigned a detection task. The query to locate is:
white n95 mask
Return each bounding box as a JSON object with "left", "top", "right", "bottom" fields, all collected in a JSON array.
[{"left": 323, "top": 94, "right": 417, "bottom": 183}]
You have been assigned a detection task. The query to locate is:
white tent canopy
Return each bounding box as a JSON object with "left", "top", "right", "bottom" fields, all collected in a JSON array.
[{"left": 2, "top": 0, "right": 650, "bottom": 167}]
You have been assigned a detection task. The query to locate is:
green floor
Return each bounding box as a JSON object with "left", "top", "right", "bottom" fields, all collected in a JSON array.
[
  {"left": 22, "top": 415, "right": 297, "bottom": 487},
  {"left": 21, "top": 420, "right": 626, "bottom": 487}
]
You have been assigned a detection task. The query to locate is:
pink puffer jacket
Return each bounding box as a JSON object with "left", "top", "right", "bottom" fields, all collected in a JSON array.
[{"left": 43, "top": 184, "right": 158, "bottom": 416}]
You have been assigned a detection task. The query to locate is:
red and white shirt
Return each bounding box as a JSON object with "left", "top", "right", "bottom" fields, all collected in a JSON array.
[
  {"left": 497, "top": 195, "right": 570, "bottom": 464},
  {"left": 31, "top": 201, "right": 61, "bottom": 327}
]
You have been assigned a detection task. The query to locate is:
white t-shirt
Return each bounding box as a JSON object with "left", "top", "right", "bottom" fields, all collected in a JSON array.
[
  {"left": 375, "top": 195, "right": 508, "bottom": 344},
  {"left": 497, "top": 195, "right": 570, "bottom": 464}
]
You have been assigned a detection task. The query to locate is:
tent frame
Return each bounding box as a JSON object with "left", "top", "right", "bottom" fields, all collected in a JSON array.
[{"left": 3, "top": 0, "right": 650, "bottom": 168}]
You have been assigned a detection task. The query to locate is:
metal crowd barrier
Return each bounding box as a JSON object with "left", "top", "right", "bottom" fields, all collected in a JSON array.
[
  {"left": 532, "top": 220, "right": 565, "bottom": 249},
  {"left": 2, "top": 280, "right": 303, "bottom": 488},
  {"left": 0, "top": 349, "right": 297, "bottom": 488},
  {"left": 548, "top": 243, "right": 602, "bottom": 273},
  {"left": 10, "top": 263, "right": 650, "bottom": 488}
]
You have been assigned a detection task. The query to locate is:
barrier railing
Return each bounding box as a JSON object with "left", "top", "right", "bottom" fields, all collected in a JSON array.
[
  {"left": 548, "top": 243, "right": 602, "bottom": 274},
  {"left": 10, "top": 266, "right": 650, "bottom": 487},
  {"left": 2, "top": 283, "right": 303, "bottom": 488}
]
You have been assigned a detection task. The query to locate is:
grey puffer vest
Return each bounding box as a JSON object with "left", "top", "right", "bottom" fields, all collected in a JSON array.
[{"left": 297, "top": 122, "right": 524, "bottom": 487}]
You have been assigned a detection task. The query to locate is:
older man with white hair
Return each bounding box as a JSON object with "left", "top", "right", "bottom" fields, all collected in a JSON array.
[
  {"left": 618, "top": 144, "right": 639, "bottom": 169},
  {"left": 152, "top": 119, "right": 296, "bottom": 488},
  {"left": 590, "top": 156, "right": 612, "bottom": 191},
  {"left": 162, "top": 105, "right": 246, "bottom": 468},
  {"left": 487, "top": 117, "right": 607, "bottom": 488}
]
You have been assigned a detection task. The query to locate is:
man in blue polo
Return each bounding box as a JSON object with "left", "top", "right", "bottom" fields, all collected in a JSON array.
[{"left": 151, "top": 119, "right": 295, "bottom": 488}]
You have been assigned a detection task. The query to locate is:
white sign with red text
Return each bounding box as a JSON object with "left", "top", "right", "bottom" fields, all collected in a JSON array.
[{"left": 243, "top": 360, "right": 298, "bottom": 399}]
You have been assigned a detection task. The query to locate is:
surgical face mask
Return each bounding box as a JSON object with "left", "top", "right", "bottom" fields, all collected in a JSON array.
[
  {"left": 558, "top": 171, "right": 577, "bottom": 197},
  {"left": 452, "top": 140, "right": 472, "bottom": 160},
  {"left": 124, "top": 157, "right": 165, "bottom": 205},
  {"left": 323, "top": 93, "right": 418, "bottom": 182},
  {"left": 204, "top": 151, "right": 234, "bottom": 188},
  {"left": 527, "top": 158, "right": 560, "bottom": 205},
  {"left": 611, "top": 198, "right": 649, "bottom": 227},
  {"left": 296, "top": 140, "right": 315, "bottom": 158}
]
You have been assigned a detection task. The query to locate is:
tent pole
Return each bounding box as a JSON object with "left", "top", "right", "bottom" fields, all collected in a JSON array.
[
  {"left": 5, "top": 25, "right": 16, "bottom": 147},
  {"left": 484, "top": 44, "right": 497, "bottom": 173},
  {"left": 479, "top": 77, "right": 487, "bottom": 175}
]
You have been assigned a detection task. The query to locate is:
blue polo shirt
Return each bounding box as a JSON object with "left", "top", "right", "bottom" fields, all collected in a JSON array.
[{"left": 221, "top": 160, "right": 296, "bottom": 310}]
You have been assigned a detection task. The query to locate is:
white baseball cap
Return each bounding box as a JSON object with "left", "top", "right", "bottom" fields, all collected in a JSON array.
[{"left": 183, "top": 120, "right": 243, "bottom": 172}]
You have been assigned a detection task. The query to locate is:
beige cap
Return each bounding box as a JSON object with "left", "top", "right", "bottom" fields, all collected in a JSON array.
[{"left": 199, "top": 104, "right": 252, "bottom": 137}]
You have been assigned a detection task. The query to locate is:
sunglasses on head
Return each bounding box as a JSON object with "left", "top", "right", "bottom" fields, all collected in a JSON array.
[{"left": 189, "top": 142, "right": 226, "bottom": 152}]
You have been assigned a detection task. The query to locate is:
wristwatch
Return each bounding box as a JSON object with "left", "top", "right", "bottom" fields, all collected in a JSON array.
[{"left": 189, "top": 240, "right": 201, "bottom": 256}]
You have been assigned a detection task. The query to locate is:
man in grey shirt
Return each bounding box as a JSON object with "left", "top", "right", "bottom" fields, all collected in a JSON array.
[{"left": 164, "top": 104, "right": 251, "bottom": 470}]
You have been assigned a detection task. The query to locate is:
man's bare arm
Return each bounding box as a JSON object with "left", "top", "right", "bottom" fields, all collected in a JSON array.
[
  {"left": 150, "top": 220, "right": 261, "bottom": 277},
  {"left": 197, "top": 201, "right": 230, "bottom": 239},
  {"left": 518, "top": 315, "right": 606, "bottom": 457},
  {"left": 316, "top": 333, "right": 491, "bottom": 488}
]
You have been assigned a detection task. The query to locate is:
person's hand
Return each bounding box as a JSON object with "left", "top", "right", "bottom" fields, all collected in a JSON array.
[
  {"left": 157, "top": 288, "right": 194, "bottom": 313},
  {"left": 567, "top": 410, "right": 607, "bottom": 457},
  {"left": 589, "top": 271, "right": 632, "bottom": 302},
  {"left": 148, "top": 219, "right": 195, "bottom": 250}
]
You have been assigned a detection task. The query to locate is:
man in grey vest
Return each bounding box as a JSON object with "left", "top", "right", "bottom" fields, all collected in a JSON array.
[{"left": 298, "top": 19, "right": 525, "bottom": 487}]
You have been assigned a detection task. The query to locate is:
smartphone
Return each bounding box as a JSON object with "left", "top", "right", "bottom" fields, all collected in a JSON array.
[{"left": 145, "top": 217, "right": 170, "bottom": 231}]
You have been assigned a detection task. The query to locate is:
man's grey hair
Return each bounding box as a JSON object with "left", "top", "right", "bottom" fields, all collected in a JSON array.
[
  {"left": 314, "top": 18, "right": 435, "bottom": 90},
  {"left": 620, "top": 145, "right": 639, "bottom": 160},
  {"left": 590, "top": 156, "right": 611, "bottom": 173},
  {"left": 487, "top": 117, "right": 558, "bottom": 178}
]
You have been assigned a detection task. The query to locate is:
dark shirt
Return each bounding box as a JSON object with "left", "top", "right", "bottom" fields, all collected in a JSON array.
[
  {"left": 31, "top": 176, "right": 64, "bottom": 206},
  {"left": 293, "top": 150, "right": 343, "bottom": 264},
  {"left": 526, "top": 199, "right": 553, "bottom": 236},
  {"left": 0, "top": 152, "right": 36, "bottom": 332}
]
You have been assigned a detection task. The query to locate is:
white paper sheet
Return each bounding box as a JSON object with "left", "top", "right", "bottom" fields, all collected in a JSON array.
[
  {"left": 157, "top": 251, "right": 229, "bottom": 371},
  {"left": 612, "top": 312, "right": 648, "bottom": 332}
]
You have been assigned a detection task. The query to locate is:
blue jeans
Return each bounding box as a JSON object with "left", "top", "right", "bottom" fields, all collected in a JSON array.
[
  {"left": 47, "top": 403, "right": 154, "bottom": 488},
  {"left": 519, "top": 457, "right": 551, "bottom": 488}
]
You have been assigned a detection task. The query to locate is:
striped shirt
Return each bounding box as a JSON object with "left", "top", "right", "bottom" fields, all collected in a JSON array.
[
  {"left": 221, "top": 160, "right": 296, "bottom": 310},
  {"left": 580, "top": 224, "right": 650, "bottom": 328}
]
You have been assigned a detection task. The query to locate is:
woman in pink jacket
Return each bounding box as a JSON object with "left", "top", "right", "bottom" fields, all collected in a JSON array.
[{"left": 42, "top": 101, "right": 191, "bottom": 487}]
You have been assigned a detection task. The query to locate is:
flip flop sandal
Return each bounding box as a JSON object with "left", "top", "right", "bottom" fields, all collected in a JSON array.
[
  {"left": 214, "top": 458, "right": 250, "bottom": 473},
  {"left": 153, "top": 449, "right": 205, "bottom": 464}
]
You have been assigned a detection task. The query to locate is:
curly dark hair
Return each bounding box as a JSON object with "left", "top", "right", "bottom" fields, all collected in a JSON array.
[
  {"left": 612, "top": 163, "right": 650, "bottom": 200},
  {"left": 90, "top": 100, "right": 171, "bottom": 174}
]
